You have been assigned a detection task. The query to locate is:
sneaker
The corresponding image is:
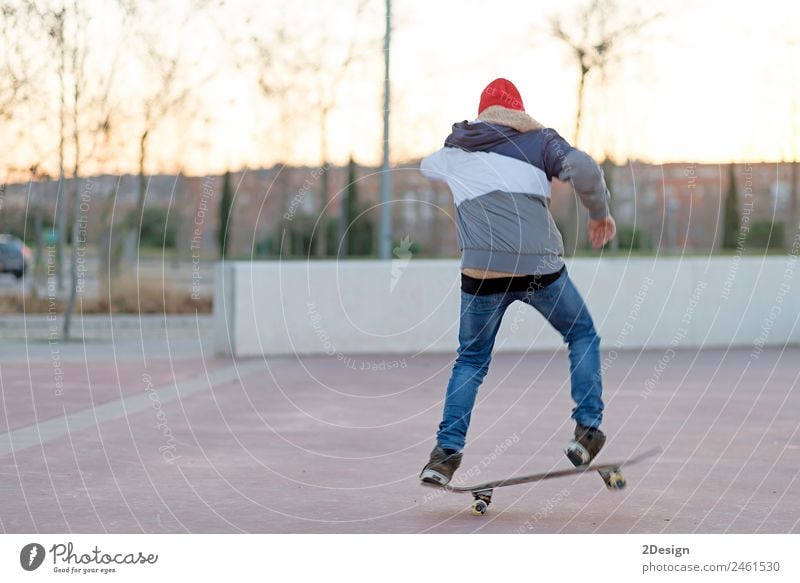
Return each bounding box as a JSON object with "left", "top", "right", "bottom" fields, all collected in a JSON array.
[
  {"left": 565, "top": 423, "right": 606, "bottom": 466},
  {"left": 419, "top": 445, "right": 463, "bottom": 485}
]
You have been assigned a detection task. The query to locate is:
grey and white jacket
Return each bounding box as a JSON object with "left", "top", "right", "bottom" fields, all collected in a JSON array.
[{"left": 420, "top": 108, "right": 610, "bottom": 276}]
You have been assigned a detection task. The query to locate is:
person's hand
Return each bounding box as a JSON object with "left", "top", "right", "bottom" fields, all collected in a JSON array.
[{"left": 587, "top": 215, "right": 617, "bottom": 249}]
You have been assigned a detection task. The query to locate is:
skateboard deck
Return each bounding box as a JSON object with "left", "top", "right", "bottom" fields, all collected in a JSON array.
[{"left": 421, "top": 447, "right": 661, "bottom": 515}]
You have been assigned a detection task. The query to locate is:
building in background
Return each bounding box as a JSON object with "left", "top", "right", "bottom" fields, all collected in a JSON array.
[{"left": 2, "top": 161, "right": 793, "bottom": 260}]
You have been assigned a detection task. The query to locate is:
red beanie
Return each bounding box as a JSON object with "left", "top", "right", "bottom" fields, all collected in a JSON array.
[{"left": 478, "top": 78, "right": 525, "bottom": 115}]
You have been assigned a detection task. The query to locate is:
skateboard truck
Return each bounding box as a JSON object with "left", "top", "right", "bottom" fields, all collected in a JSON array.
[
  {"left": 470, "top": 489, "right": 493, "bottom": 516},
  {"left": 599, "top": 467, "right": 626, "bottom": 490}
]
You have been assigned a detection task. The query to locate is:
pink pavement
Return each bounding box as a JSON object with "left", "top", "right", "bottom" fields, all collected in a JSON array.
[{"left": 1, "top": 345, "right": 798, "bottom": 533}]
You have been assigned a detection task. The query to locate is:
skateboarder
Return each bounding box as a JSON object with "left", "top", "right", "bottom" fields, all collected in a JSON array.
[{"left": 419, "top": 78, "right": 617, "bottom": 485}]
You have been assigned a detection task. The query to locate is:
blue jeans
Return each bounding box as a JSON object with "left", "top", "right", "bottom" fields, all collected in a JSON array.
[{"left": 436, "top": 269, "right": 604, "bottom": 452}]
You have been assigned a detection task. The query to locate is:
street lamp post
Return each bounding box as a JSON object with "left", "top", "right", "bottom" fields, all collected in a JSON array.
[{"left": 378, "top": 0, "right": 392, "bottom": 259}]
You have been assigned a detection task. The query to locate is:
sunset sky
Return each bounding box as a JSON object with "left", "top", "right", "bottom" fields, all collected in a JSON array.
[{"left": 3, "top": 0, "right": 800, "bottom": 177}]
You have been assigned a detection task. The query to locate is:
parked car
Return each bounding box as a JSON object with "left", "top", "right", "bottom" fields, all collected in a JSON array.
[{"left": 0, "top": 234, "right": 31, "bottom": 279}]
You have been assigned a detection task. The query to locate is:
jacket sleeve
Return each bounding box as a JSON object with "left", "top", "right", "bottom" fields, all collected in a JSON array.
[
  {"left": 420, "top": 148, "right": 448, "bottom": 183},
  {"left": 542, "top": 131, "right": 610, "bottom": 220}
]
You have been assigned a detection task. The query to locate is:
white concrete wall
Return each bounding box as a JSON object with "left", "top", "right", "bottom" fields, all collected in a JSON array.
[{"left": 214, "top": 257, "right": 800, "bottom": 357}]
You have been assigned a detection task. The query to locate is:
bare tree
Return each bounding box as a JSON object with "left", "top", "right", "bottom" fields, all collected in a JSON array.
[
  {"left": 308, "top": 7, "right": 369, "bottom": 258},
  {"left": 52, "top": 7, "right": 68, "bottom": 291},
  {"left": 121, "top": 1, "right": 217, "bottom": 265},
  {"left": 0, "top": 1, "right": 39, "bottom": 122},
  {"left": 61, "top": 0, "right": 122, "bottom": 339},
  {"left": 0, "top": 1, "right": 49, "bottom": 296},
  {"left": 549, "top": 0, "right": 659, "bottom": 146},
  {"left": 548, "top": 0, "right": 659, "bottom": 252},
  {"left": 32, "top": 0, "right": 123, "bottom": 338},
  {"left": 0, "top": 1, "right": 59, "bottom": 289},
  {"left": 247, "top": 25, "right": 318, "bottom": 257},
  {"left": 249, "top": 0, "right": 377, "bottom": 257}
]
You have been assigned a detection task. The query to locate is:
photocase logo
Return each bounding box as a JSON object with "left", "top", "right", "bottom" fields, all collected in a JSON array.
[
  {"left": 20, "top": 543, "right": 46, "bottom": 571},
  {"left": 390, "top": 235, "right": 414, "bottom": 292}
]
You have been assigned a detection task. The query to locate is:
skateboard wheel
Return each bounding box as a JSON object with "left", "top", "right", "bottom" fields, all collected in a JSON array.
[
  {"left": 471, "top": 499, "right": 489, "bottom": 516},
  {"left": 605, "top": 471, "right": 626, "bottom": 491}
]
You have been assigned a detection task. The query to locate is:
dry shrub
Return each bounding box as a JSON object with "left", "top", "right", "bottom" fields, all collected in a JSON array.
[
  {"left": 95, "top": 276, "right": 212, "bottom": 314},
  {"left": 0, "top": 294, "right": 62, "bottom": 314},
  {"left": 0, "top": 277, "right": 212, "bottom": 315}
]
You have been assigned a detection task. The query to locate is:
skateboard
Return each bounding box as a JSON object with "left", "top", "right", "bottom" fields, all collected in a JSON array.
[{"left": 421, "top": 447, "right": 661, "bottom": 516}]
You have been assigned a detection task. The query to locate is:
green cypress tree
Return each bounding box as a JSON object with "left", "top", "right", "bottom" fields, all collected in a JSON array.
[
  {"left": 345, "top": 158, "right": 360, "bottom": 255},
  {"left": 338, "top": 157, "right": 372, "bottom": 256},
  {"left": 722, "top": 164, "right": 739, "bottom": 249},
  {"left": 218, "top": 171, "right": 234, "bottom": 258},
  {"left": 601, "top": 157, "right": 617, "bottom": 251}
]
